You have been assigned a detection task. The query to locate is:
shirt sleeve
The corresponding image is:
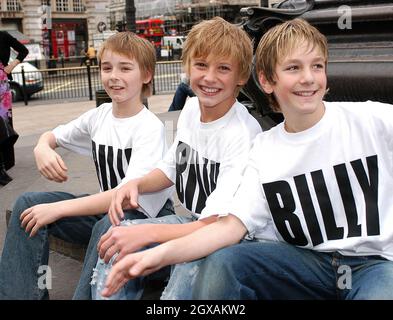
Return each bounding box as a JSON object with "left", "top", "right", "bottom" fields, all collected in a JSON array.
[
  {"left": 155, "top": 102, "right": 189, "bottom": 183},
  {"left": 120, "top": 122, "right": 167, "bottom": 182},
  {"left": 52, "top": 108, "right": 96, "bottom": 156},
  {"left": 156, "top": 137, "right": 178, "bottom": 183},
  {"left": 228, "top": 139, "right": 272, "bottom": 239},
  {"left": 7, "top": 33, "right": 28, "bottom": 62},
  {"left": 116, "top": 118, "right": 175, "bottom": 218},
  {"left": 199, "top": 130, "right": 255, "bottom": 219},
  {"left": 368, "top": 101, "right": 393, "bottom": 151}
]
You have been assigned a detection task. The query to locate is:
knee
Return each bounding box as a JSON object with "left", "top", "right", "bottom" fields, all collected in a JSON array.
[
  {"left": 201, "top": 247, "right": 241, "bottom": 277},
  {"left": 91, "top": 214, "right": 112, "bottom": 237},
  {"left": 90, "top": 258, "right": 109, "bottom": 298},
  {"left": 161, "top": 261, "right": 202, "bottom": 300},
  {"left": 193, "top": 248, "right": 241, "bottom": 296},
  {"left": 12, "top": 192, "right": 40, "bottom": 214},
  {"left": 12, "top": 192, "right": 42, "bottom": 219}
]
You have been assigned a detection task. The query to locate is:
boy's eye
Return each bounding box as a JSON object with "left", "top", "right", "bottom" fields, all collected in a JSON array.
[
  {"left": 313, "top": 63, "right": 325, "bottom": 69},
  {"left": 285, "top": 65, "right": 298, "bottom": 71},
  {"left": 219, "top": 65, "right": 231, "bottom": 71},
  {"left": 101, "top": 67, "right": 111, "bottom": 72},
  {"left": 194, "top": 62, "right": 207, "bottom": 68}
]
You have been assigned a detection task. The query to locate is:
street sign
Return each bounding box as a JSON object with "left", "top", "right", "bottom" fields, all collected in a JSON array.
[{"left": 41, "top": 5, "right": 52, "bottom": 29}]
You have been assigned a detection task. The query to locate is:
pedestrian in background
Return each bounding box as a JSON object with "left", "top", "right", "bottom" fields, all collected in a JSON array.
[
  {"left": 86, "top": 44, "right": 97, "bottom": 66},
  {"left": 0, "top": 30, "right": 28, "bottom": 186},
  {"left": 80, "top": 46, "right": 88, "bottom": 66},
  {"left": 168, "top": 73, "right": 195, "bottom": 112}
]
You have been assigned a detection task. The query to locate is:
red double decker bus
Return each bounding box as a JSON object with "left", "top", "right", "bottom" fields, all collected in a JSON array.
[{"left": 136, "top": 18, "right": 165, "bottom": 48}]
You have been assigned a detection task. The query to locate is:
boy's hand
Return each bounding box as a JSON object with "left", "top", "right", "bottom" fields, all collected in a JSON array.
[
  {"left": 101, "top": 246, "right": 164, "bottom": 298},
  {"left": 108, "top": 181, "right": 140, "bottom": 226},
  {"left": 20, "top": 203, "right": 63, "bottom": 237},
  {"left": 97, "top": 224, "right": 152, "bottom": 264},
  {"left": 34, "top": 145, "right": 68, "bottom": 182}
]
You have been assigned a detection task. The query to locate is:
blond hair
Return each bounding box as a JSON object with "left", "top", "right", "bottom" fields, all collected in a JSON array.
[
  {"left": 182, "top": 17, "right": 253, "bottom": 89},
  {"left": 255, "top": 19, "right": 328, "bottom": 112},
  {"left": 97, "top": 31, "right": 156, "bottom": 98}
]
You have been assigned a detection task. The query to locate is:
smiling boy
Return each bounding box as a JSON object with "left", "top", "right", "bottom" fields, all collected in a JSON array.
[
  {"left": 91, "top": 17, "right": 262, "bottom": 299},
  {"left": 0, "top": 32, "right": 173, "bottom": 300},
  {"left": 103, "top": 19, "right": 393, "bottom": 300}
]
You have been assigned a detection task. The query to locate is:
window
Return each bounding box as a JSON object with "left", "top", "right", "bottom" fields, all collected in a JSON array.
[
  {"left": 7, "top": 0, "right": 20, "bottom": 11},
  {"left": 56, "top": 0, "right": 68, "bottom": 12},
  {"left": 72, "top": 0, "right": 83, "bottom": 12}
]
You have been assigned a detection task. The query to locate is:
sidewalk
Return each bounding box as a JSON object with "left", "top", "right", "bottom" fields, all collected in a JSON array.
[{"left": 0, "top": 93, "right": 181, "bottom": 300}]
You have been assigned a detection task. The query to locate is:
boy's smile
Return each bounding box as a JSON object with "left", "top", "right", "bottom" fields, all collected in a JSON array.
[
  {"left": 189, "top": 55, "right": 245, "bottom": 122},
  {"left": 100, "top": 50, "right": 150, "bottom": 117},
  {"left": 260, "top": 42, "right": 327, "bottom": 132}
]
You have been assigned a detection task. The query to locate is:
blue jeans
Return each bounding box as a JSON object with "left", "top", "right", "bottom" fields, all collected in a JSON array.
[
  {"left": 0, "top": 191, "right": 104, "bottom": 300},
  {"left": 162, "top": 240, "right": 393, "bottom": 300},
  {"left": 91, "top": 214, "right": 194, "bottom": 300},
  {"left": 74, "top": 198, "right": 175, "bottom": 300},
  {"left": 161, "top": 258, "right": 205, "bottom": 300},
  {"left": 168, "top": 82, "right": 195, "bottom": 112}
]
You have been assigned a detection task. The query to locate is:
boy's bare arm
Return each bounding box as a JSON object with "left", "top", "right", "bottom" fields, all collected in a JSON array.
[
  {"left": 98, "top": 215, "right": 218, "bottom": 263},
  {"left": 160, "top": 214, "right": 247, "bottom": 265},
  {"left": 20, "top": 190, "right": 115, "bottom": 237},
  {"left": 108, "top": 168, "right": 173, "bottom": 225},
  {"left": 102, "top": 214, "right": 247, "bottom": 297},
  {"left": 33, "top": 131, "right": 68, "bottom": 182}
]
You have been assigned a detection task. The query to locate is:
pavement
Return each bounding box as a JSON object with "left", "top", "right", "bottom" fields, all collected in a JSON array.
[{"left": 0, "top": 93, "right": 185, "bottom": 300}]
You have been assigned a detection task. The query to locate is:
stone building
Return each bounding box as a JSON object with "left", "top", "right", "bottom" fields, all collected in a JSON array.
[
  {"left": 109, "top": 0, "right": 261, "bottom": 34},
  {"left": 0, "top": 0, "right": 110, "bottom": 58},
  {"left": 0, "top": 0, "right": 262, "bottom": 58}
]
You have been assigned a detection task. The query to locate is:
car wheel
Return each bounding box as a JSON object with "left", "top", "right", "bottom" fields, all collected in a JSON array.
[{"left": 9, "top": 83, "right": 22, "bottom": 102}]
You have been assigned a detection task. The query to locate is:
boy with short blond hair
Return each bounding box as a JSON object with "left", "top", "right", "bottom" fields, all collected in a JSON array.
[
  {"left": 0, "top": 31, "right": 173, "bottom": 300},
  {"left": 92, "top": 17, "right": 262, "bottom": 299},
  {"left": 103, "top": 18, "right": 393, "bottom": 300}
]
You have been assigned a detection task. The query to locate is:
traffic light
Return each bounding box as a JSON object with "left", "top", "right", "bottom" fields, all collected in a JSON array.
[{"left": 41, "top": 4, "right": 52, "bottom": 29}]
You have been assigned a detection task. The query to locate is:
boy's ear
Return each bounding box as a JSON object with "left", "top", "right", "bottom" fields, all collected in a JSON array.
[
  {"left": 258, "top": 72, "right": 274, "bottom": 94},
  {"left": 237, "top": 78, "right": 247, "bottom": 86},
  {"left": 143, "top": 71, "right": 153, "bottom": 84}
]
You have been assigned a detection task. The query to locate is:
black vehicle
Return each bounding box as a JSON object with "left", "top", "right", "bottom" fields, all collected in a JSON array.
[{"left": 239, "top": 0, "right": 393, "bottom": 130}]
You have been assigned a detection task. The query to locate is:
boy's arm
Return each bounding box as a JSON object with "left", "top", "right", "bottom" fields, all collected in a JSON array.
[
  {"left": 101, "top": 214, "right": 247, "bottom": 297},
  {"left": 33, "top": 131, "right": 68, "bottom": 182},
  {"left": 98, "top": 215, "right": 218, "bottom": 263},
  {"left": 35, "top": 107, "right": 97, "bottom": 182},
  {"left": 108, "top": 168, "right": 173, "bottom": 225},
  {"left": 20, "top": 189, "right": 115, "bottom": 237}
]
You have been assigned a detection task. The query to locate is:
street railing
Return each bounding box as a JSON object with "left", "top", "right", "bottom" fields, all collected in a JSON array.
[{"left": 14, "top": 60, "right": 183, "bottom": 105}]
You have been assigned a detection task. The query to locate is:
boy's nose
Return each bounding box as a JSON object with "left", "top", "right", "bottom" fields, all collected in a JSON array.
[
  {"left": 300, "top": 68, "right": 315, "bottom": 84},
  {"left": 109, "top": 70, "right": 120, "bottom": 80},
  {"left": 203, "top": 68, "right": 217, "bottom": 82}
]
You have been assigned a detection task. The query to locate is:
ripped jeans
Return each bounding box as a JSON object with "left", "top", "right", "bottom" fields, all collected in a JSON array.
[{"left": 91, "top": 214, "right": 196, "bottom": 300}]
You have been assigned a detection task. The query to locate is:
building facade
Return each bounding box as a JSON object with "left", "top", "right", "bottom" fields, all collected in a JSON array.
[
  {"left": 0, "top": 0, "right": 262, "bottom": 58},
  {"left": 0, "top": 0, "right": 111, "bottom": 58},
  {"left": 109, "top": 0, "right": 260, "bottom": 35}
]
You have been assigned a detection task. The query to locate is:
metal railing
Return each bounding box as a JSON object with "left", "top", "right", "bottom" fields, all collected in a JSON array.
[{"left": 13, "top": 60, "right": 183, "bottom": 105}]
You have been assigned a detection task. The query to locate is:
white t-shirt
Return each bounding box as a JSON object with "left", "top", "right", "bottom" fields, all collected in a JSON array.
[
  {"left": 52, "top": 103, "right": 172, "bottom": 217},
  {"left": 231, "top": 101, "right": 393, "bottom": 260},
  {"left": 157, "top": 96, "right": 262, "bottom": 218}
]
